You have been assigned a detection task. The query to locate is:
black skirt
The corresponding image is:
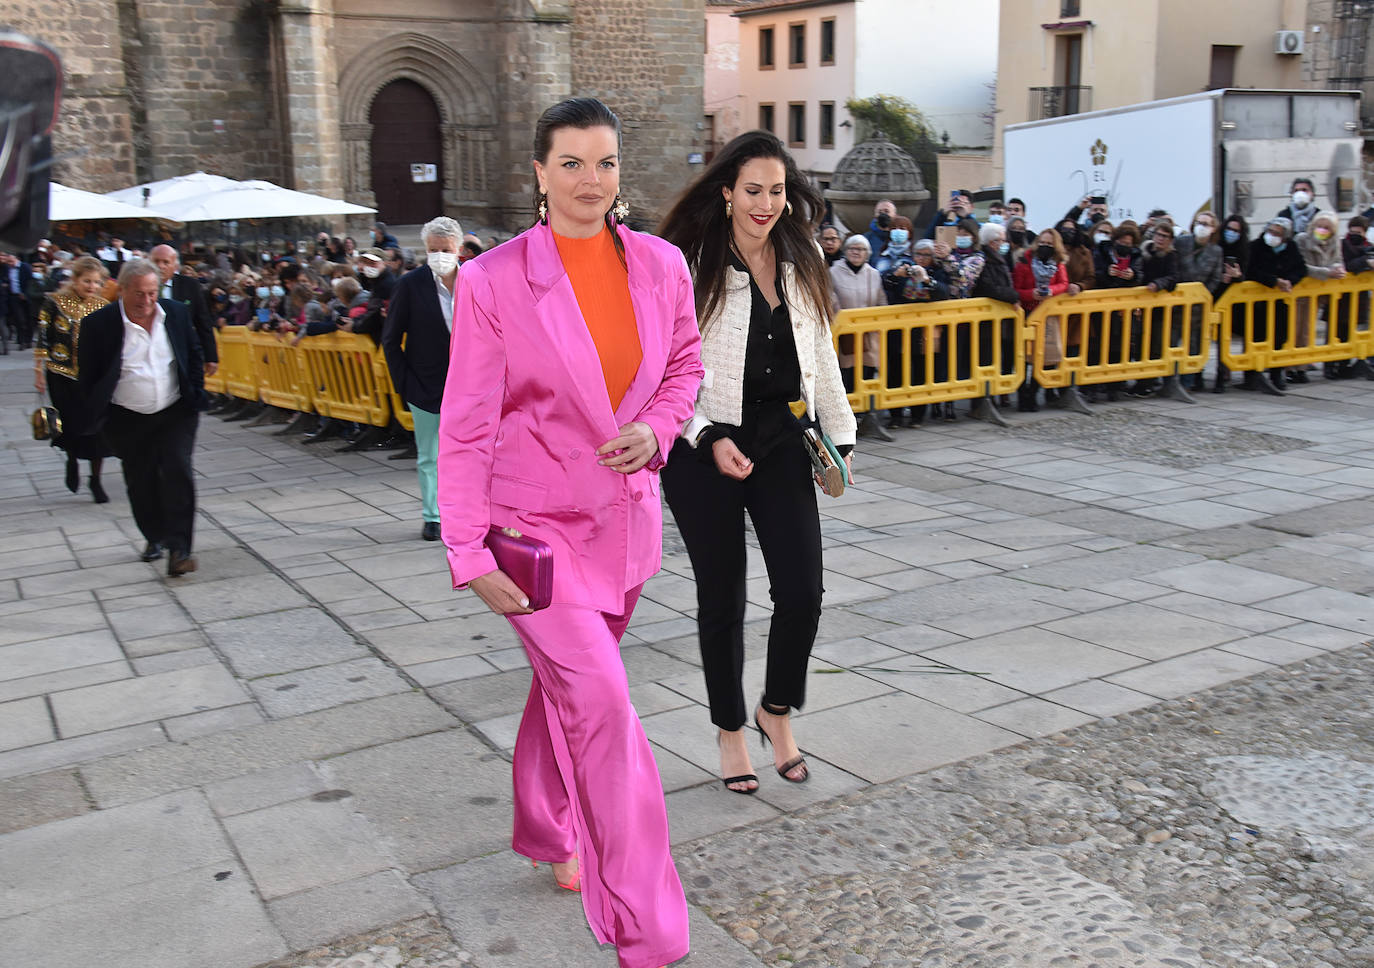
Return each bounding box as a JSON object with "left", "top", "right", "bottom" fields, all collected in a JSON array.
[{"left": 47, "top": 372, "right": 114, "bottom": 460}]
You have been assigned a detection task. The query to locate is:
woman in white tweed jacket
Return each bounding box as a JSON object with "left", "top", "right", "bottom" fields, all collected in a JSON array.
[{"left": 659, "top": 131, "right": 855, "bottom": 796}]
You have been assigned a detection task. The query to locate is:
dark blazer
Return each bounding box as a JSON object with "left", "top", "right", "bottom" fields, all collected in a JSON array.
[
  {"left": 382, "top": 265, "right": 453, "bottom": 413},
  {"left": 165, "top": 274, "right": 217, "bottom": 363},
  {"left": 2, "top": 260, "right": 33, "bottom": 302},
  {"left": 75, "top": 299, "right": 207, "bottom": 434}
]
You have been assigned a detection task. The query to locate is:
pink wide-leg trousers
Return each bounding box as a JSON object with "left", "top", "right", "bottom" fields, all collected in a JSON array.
[{"left": 507, "top": 585, "right": 689, "bottom": 968}]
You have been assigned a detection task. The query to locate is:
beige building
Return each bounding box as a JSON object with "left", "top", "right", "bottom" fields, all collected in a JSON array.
[
  {"left": 705, "top": 1, "right": 746, "bottom": 158},
  {"left": 731, "top": 0, "right": 997, "bottom": 185},
  {"left": 994, "top": 0, "right": 1309, "bottom": 177}
]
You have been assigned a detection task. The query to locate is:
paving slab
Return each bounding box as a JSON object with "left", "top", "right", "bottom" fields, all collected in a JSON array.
[
  {"left": 322, "top": 729, "right": 512, "bottom": 873},
  {"left": 0, "top": 768, "right": 89, "bottom": 835},
  {"left": 1105, "top": 648, "right": 1275, "bottom": 699},
  {"left": 162, "top": 703, "right": 265, "bottom": 742},
  {"left": 222, "top": 797, "right": 395, "bottom": 899},
  {"left": 789, "top": 692, "right": 1020, "bottom": 784},
  {"left": 0, "top": 696, "right": 55, "bottom": 752},
  {"left": 50, "top": 663, "right": 248, "bottom": 738},
  {"left": 922, "top": 627, "right": 1144, "bottom": 693},
  {"left": 0, "top": 788, "right": 229, "bottom": 917},
  {"left": 0, "top": 629, "right": 124, "bottom": 682},
  {"left": 204, "top": 762, "right": 327, "bottom": 817},
  {"left": 247, "top": 656, "right": 412, "bottom": 718},
  {"left": 0, "top": 722, "right": 165, "bottom": 781},
  {"left": 78, "top": 692, "right": 454, "bottom": 807},
  {"left": 1038, "top": 678, "right": 1162, "bottom": 718},
  {"left": 3, "top": 862, "right": 287, "bottom": 968},
  {"left": 1043, "top": 601, "right": 1245, "bottom": 660},
  {"left": 1139, "top": 558, "right": 1315, "bottom": 604},
  {"left": 973, "top": 696, "right": 1096, "bottom": 737},
  {"left": 267, "top": 869, "right": 433, "bottom": 952},
  {"left": 1256, "top": 586, "right": 1374, "bottom": 634},
  {"left": 1228, "top": 545, "right": 1374, "bottom": 594},
  {"left": 170, "top": 572, "right": 310, "bottom": 622},
  {"left": 429, "top": 668, "right": 533, "bottom": 724},
  {"left": 858, "top": 653, "right": 1026, "bottom": 713},
  {"left": 205, "top": 606, "right": 368, "bottom": 678}
]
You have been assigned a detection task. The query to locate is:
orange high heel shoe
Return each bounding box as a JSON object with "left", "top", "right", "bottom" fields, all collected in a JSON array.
[{"left": 532, "top": 857, "right": 581, "bottom": 892}]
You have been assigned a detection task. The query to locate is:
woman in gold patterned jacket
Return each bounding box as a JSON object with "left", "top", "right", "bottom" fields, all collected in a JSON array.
[{"left": 34, "top": 256, "right": 113, "bottom": 502}]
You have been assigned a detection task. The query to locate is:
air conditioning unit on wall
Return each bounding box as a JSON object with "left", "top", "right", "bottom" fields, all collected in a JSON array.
[{"left": 1276, "top": 30, "right": 1305, "bottom": 55}]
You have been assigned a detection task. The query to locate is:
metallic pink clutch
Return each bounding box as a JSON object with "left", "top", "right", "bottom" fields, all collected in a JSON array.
[{"left": 485, "top": 525, "right": 554, "bottom": 611}]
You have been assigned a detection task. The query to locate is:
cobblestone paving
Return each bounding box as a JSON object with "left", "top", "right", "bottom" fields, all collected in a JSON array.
[
  {"left": 270, "top": 644, "right": 1374, "bottom": 968},
  {"left": 679, "top": 643, "right": 1374, "bottom": 968},
  {"left": 999, "top": 406, "right": 1310, "bottom": 468}
]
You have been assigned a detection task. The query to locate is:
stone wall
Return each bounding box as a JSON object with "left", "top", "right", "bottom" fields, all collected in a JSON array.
[
  {"left": 571, "top": 0, "right": 705, "bottom": 226},
  {"left": 3, "top": 0, "right": 137, "bottom": 192},
  {"left": 2, "top": 0, "right": 705, "bottom": 230}
]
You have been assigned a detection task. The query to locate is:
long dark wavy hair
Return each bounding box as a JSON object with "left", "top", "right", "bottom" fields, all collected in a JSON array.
[
  {"left": 532, "top": 97, "right": 627, "bottom": 265},
  {"left": 659, "top": 130, "right": 829, "bottom": 333}
]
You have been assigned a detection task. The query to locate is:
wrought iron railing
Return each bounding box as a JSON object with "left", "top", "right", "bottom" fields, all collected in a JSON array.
[{"left": 1028, "top": 86, "right": 1092, "bottom": 120}]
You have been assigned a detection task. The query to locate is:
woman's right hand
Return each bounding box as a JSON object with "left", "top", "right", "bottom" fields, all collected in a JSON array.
[
  {"left": 711, "top": 437, "right": 753, "bottom": 480},
  {"left": 469, "top": 569, "right": 534, "bottom": 615},
  {"left": 34, "top": 368, "right": 45, "bottom": 392}
]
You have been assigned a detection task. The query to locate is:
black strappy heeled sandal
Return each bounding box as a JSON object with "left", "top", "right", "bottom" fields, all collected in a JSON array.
[
  {"left": 717, "top": 731, "right": 758, "bottom": 795},
  {"left": 754, "top": 698, "right": 809, "bottom": 783}
]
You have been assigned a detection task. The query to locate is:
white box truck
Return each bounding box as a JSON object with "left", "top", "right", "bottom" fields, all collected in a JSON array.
[{"left": 1003, "top": 89, "right": 1365, "bottom": 235}]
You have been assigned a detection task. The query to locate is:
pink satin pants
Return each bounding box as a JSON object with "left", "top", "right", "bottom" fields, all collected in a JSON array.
[{"left": 507, "top": 585, "right": 689, "bottom": 968}]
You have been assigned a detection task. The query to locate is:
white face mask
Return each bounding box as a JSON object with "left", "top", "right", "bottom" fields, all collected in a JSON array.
[
  {"left": 1292, "top": 190, "right": 1312, "bottom": 208},
  {"left": 361, "top": 264, "right": 382, "bottom": 279},
  {"left": 427, "top": 251, "right": 458, "bottom": 276},
  {"left": 1094, "top": 232, "right": 1111, "bottom": 245},
  {"left": 1264, "top": 232, "right": 1284, "bottom": 249},
  {"left": 1192, "top": 224, "right": 1212, "bottom": 241}
]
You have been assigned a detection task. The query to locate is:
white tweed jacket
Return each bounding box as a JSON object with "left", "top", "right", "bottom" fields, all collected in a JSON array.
[{"left": 683, "top": 261, "right": 857, "bottom": 449}]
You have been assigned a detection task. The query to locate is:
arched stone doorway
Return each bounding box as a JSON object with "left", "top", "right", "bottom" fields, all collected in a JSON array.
[
  {"left": 369, "top": 79, "right": 443, "bottom": 225},
  {"left": 338, "top": 34, "right": 499, "bottom": 224}
]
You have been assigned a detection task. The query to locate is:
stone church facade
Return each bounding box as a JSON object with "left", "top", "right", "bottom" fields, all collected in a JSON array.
[{"left": 9, "top": 0, "right": 705, "bottom": 229}]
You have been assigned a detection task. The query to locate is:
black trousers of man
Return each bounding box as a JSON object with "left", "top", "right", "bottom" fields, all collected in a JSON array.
[
  {"left": 102, "top": 401, "right": 199, "bottom": 554},
  {"left": 661, "top": 433, "right": 823, "bottom": 731}
]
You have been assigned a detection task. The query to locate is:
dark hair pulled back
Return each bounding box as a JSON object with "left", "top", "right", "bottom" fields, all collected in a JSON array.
[
  {"left": 531, "top": 96, "right": 626, "bottom": 262},
  {"left": 659, "top": 130, "right": 830, "bottom": 333}
]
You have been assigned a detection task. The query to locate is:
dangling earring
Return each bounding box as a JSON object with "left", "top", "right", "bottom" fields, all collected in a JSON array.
[
  {"left": 725, "top": 199, "right": 733, "bottom": 218},
  {"left": 785, "top": 200, "right": 794, "bottom": 217},
  {"left": 537, "top": 192, "right": 548, "bottom": 225},
  {"left": 612, "top": 193, "right": 629, "bottom": 224}
]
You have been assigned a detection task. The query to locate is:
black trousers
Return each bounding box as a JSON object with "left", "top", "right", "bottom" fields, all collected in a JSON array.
[
  {"left": 661, "top": 433, "right": 823, "bottom": 731},
  {"left": 103, "top": 401, "right": 199, "bottom": 554}
]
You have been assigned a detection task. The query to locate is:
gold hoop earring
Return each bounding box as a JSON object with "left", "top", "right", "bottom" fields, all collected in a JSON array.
[
  {"left": 725, "top": 199, "right": 733, "bottom": 218},
  {"left": 612, "top": 193, "right": 629, "bottom": 224},
  {"left": 537, "top": 193, "right": 548, "bottom": 225},
  {"left": 786, "top": 200, "right": 794, "bottom": 217}
]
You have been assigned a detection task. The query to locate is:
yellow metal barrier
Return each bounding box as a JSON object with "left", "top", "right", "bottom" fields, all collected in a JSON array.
[
  {"left": 296, "top": 332, "right": 393, "bottom": 427},
  {"left": 832, "top": 298, "right": 1026, "bottom": 410},
  {"left": 203, "top": 332, "right": 226, "bottom": 395},
  {"left": 215, "top": 327, "right": 259, "bottom": 400},
  {"left": 374, "top": 343, "right": 414, "bottom": 433},
  {"left": 249, "top": 331, "right": 315, "bottom": 413},
  {"left": 1026, "top": 283, "right": 1211, "bottom": 388},
  {"left": 1214, "top": 277, "right": 1374, "bottom": 372}
]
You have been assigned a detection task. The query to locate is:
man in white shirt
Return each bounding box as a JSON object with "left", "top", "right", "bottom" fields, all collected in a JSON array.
[
  {"left": 380, "top": 216, "right": 461, "bottom": 541},
  {"left": 76, "top": 259, "right": 207, "bottom": 576}
]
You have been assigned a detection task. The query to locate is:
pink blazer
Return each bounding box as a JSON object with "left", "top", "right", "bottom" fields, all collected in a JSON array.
[{"left": 437, "top": 222, "right": 704, "bottom": 613}]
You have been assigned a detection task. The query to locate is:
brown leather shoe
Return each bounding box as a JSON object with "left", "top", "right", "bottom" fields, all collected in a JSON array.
[{"left": 166, "top": 551, "right": 198, "bottom": 577}]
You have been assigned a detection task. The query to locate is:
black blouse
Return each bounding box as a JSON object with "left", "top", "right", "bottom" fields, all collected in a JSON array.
[{"left": 696, "top": 256, "right": 802, "bottom": 462}]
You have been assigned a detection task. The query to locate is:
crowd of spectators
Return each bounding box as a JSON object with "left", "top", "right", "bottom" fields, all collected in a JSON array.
[
  {"left": 12, "top": 220, "right": 495, "bottom": 452},
  {"left": 825, "top": 176, "right": 1374, "bottom": 431}
]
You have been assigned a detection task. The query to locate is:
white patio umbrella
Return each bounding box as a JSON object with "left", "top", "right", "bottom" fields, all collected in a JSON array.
[
  {"left": 49, "top": 182, "right": 181, "bottom": 223},
  {"left": 103, "top": 172, "right": 374, "bottom": 222},
  {"left": 103, "top": 171, "right": 242, "bottom": 212}
]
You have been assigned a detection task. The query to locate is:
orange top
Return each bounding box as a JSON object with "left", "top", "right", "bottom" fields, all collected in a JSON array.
[{"left": 553, "top": 226, "right": 643, "bottom": 411}]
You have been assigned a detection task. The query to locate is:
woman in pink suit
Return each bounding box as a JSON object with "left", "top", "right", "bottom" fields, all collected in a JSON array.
[{"left": 437, "top": 98, "right": 702, "bottom": 968}]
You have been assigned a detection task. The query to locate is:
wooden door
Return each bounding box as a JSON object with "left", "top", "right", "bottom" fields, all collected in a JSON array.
[{"left": 369, "top": 79, "right": 443, "bottom": 225}]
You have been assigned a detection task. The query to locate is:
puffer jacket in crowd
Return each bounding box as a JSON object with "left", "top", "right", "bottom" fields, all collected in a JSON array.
[
  {"left": 1093, "top": 243, "right": 1143, "bottom": 288},
  {"left": 1174, "top": 232, "right": 1224, "bottom": 295},
  {"left": 1342, "top": 232, "right": 1373, "bottom": 273},
  {"left": 1296, "top": 227, "right": 1344, "bottom": 279},
  {"left": 1246, "top": 235, "right": 1307, "bottom": 288},
  {"left": 971, "top": 245, "right": 1018, "bottom": 304},
  {"left": 1140, "top": 239, "right": 1180, "bottom": 291},
  {"left": 829, "top": 259, "right": 885, "bottom": 368}
]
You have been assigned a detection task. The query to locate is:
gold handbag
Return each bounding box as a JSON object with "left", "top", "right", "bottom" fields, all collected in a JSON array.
[{"left": 31, "top": 388, "right": 62, "bottom": 441}]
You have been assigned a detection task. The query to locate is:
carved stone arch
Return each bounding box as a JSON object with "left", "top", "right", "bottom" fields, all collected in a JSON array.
[{"left": 337, "top": 33, "right": 499, "bottom": 216}]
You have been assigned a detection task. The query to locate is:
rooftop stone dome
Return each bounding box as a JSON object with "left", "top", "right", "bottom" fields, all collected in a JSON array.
[{"left": 824, "top": 132, "right": 930, "bottom": 232}]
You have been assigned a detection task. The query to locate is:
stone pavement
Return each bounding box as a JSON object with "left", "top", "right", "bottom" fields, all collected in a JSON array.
[{"left": 0, "top": 345, "right": 1370, "bottom": 968}]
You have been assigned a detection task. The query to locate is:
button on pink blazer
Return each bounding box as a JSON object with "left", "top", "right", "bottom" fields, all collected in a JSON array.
[{"left": 438, "top": 222, "right": 704, "bottom": 612}]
